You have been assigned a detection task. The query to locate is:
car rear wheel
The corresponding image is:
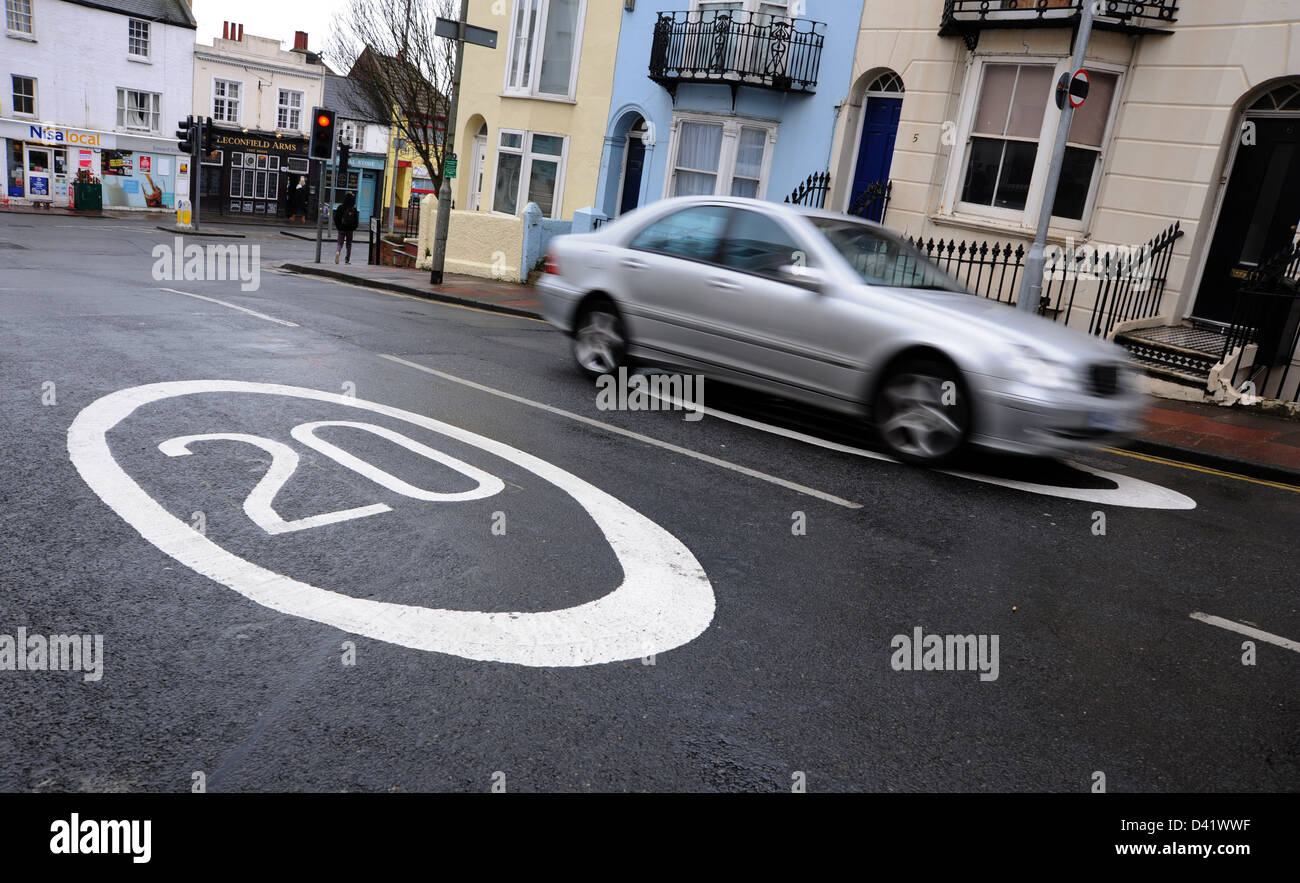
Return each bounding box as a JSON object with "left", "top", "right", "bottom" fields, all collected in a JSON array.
[
  {"left": 572, "top": 302, "right": 629, "bottom": 380},
  {"left": 873, "top": 357, "right": 971, "bottom": 466}
]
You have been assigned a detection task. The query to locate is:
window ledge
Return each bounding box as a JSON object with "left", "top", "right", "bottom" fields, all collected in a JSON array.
[
  {"left": 127, "top": 55, "right": 152, "bottom": 64},
  {"left": 6, "top": 32, "right": 36, "bottom": 41},
  {"left": 927, "top": 212, "right": 1087, "bottom": 245},
  {"left": 499, "top": 91, "right": 577, "bottom": 105}
]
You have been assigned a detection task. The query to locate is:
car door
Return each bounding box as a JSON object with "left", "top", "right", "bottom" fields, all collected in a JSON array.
[
  {"left": 618, "top": 204, "right": 733, "bottom": 366},
  {"left": 703, "top": 208, "right": 868, "bottom": 401}
]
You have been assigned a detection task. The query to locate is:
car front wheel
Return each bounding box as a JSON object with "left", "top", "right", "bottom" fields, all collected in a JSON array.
[{"left": 873, "top": 357, "right": 971, "bottom": 466}]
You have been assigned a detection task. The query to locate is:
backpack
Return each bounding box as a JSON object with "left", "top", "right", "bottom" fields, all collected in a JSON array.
[{"left": 338, "top": 204, "right": 359, "bottom": 231}]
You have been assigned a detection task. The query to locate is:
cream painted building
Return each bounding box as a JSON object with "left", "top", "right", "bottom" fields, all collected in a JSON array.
[
  {"left": 827, "top": 0, "right": 1300, "bottom": 401},
  {"left": 192, "top": 24, "right": 326, "bottom": 137},
  {"left": 450, "top": 0, "right": 621, "bottom": 220}
]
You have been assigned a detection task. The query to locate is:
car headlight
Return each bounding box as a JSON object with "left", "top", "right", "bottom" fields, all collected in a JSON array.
[{"left": 1003, "top": 345, "right": 1079, "bottom": 391}]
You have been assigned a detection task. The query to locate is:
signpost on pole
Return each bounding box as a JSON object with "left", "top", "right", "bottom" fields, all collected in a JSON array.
[
  {"left": 431, "top": 4, "right": 498, "bottom": 286},
  {"left": 1016, "top": 1, "right": 1096, "bottom": 314}
]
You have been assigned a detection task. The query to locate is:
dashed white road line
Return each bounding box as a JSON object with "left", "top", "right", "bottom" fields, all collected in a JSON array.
[
  {"left": 380, "top": 354, "right": 863, "bottom": 510},
  {"left": 1190, "top": 612, "right": 1300, "bottom": 653},
  {"left": 157, "top": 287, "right": 298, "bottom": 327}
]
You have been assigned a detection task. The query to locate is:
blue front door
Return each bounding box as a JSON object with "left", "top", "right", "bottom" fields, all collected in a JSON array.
[
  {"left": 357, "top": 172, "right": 377, "bottom": 224},
  {"left": 851, "top": 97, "right": 901, "bottom": 222}
]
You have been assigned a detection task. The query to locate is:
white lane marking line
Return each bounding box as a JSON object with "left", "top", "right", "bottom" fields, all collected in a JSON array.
[
  {"left": 1190, "top": 612, "right": 1300, "bottom": 654},
  {"left": 157, "top": 287, "right": 298, "bottom": 327},
  {"left": 380, "top": 354, "right": 863, "bottom": 510},
  {"left": 648, "top": 390, "right": 1196, "bottom": 511},
  {"left": 68, "top": 381, "right": 716, "bottom": 667}
]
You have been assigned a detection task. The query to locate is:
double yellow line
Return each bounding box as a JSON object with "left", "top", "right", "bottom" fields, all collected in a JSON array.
[{"left": 1102, "top": 447, "right": 1300, "bottom": 493}]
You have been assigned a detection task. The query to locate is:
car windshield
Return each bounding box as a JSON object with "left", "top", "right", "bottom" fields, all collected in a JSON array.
[{"left": 809, "top": 217, "right": 965, "bottom": 292}]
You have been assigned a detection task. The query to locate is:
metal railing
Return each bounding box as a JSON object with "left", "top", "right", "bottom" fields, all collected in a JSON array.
[
  {"left": 907, "top": 221, "right": 1183, "bottom": 336},
  {"left": 649, "top": 10, "right": 825, "bottom": 95},
  {"left": 1218, "top": 241, "right": 1300, "bottom": 403},
  {"left": 785, "top": 171, "right": 830, "bottom": 209},
  {"left": 848, "top": 180, "right": 893, "bottom": 225}
]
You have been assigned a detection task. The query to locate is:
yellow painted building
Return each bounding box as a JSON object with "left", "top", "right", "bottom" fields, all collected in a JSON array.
[
  {"left": 450, "top": 0, "right": 621, "bottom": 220},
  {"left": 386, "top": 127, "right": 433, "bottom": 211}
]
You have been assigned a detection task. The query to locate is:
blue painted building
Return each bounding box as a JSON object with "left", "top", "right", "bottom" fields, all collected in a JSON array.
[{"left": 593, "top": 0, "right": 868, "bottom": 221}]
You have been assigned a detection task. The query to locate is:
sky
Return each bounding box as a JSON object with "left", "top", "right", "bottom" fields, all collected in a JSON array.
[{"left": 192, "top": 0, "right": 352, "bottom": 54}]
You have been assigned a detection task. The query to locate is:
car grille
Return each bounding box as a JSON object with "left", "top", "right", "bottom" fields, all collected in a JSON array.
[{"left": 1089, "top": 364, "right": 1120, "bottom": 397}]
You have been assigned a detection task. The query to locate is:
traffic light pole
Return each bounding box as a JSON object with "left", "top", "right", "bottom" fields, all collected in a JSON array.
[{"left": 192, "top": 117, "right": 202, "bottom": 233}]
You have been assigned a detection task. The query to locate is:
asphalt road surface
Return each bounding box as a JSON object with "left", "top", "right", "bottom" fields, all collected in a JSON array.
[{"left": 1, "top": 212, "right": 1296, "bottom": 792}]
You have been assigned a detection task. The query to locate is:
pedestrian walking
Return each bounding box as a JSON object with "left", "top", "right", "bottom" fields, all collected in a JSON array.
[
  {"left": 287, "top": 176, "right": 308, "bottom": 223},
  {"left": 333, "top": 191, "right": 360, "bottom": 264}
]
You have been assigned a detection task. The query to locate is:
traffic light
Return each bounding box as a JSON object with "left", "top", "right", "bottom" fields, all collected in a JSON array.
[
  {"left": 308, "top": 107, "right": 335, "bottom": 160},
  {"left": 337, "top": 142, "right": 351, "bottom": 178},
  {"left": 202, "top": 117, "right": 216, "bottom": 152},
  {"left": 176, "top": 115, "right": 195, "bottom": 154}
]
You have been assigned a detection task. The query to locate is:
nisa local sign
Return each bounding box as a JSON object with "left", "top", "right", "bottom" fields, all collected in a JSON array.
[{"left": 30, "top": 124, "right": 105, "bottom": 147}]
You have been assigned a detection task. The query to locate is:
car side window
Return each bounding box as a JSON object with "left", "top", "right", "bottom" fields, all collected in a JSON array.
[
  {"left": 628, "top": 206, "right": 729, "bottom": 263},
  {"left": 719, "top": 210, "right": 806, "bottom": 280}
]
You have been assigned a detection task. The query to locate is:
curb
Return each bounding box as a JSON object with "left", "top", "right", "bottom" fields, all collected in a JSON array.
[
  {"left": 279, "top": 230, "right": 318, "bottom": 241},
  {"left": 1118, "top": 438, "right": 1300, "bottom": 487},
  {"left": 155, "top": 225, "right": 246, "bottom": 239},
  {"left": 280, "top": 262, "right": 542, "bottom": 321}
]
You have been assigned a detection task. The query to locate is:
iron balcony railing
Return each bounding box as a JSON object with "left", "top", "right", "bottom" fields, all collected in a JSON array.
[
  {"left": 649, "top": 10, "right": 825, "bottom": 98},
  {"left": 940, "top": 0, "right": 1178, "bottom": 49}
]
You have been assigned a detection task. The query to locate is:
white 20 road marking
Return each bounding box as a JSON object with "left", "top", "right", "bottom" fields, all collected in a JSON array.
[
  {"left": 159, "top": 422, "right": 505, "bottom": 535},
  {"left": 1190, "top": 612, "right": 1300, "bottom": 654},
  {"left": 68, "top": 381, "right": 716, "bottom": 667}
]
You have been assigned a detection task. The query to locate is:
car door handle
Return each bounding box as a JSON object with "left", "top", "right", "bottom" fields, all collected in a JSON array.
[
  {"left": 621, "top": 258, "right": 647, "bottom": 270},
  {"left": 707, "top": 278, "right": 741, "bottom": 292}
]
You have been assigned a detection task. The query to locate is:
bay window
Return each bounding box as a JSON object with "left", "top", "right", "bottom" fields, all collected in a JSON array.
[
  {"left": 492, "top": 130, "right": 568, "bottom": 218},
  {"left": 505, "top": 0, "right": 585, "bottom": 99}
]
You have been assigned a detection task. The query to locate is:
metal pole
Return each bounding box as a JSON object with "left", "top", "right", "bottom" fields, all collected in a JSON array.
[
  {"left": 431, "top": 0, "right": 470, "bottom": 286},
  {"left": 192, "top": 117, "right": 202, "bottom": 232},
  {"left": 313, "top": 126, "right": 340, "bottom": 263},
  {"left": 1016, "top": 0, "right": 1095, "bottom": 314},
  {"left": 387, "top": 136, "right": 404, "bottom": 234},
  {"left": 314, "top": 157, "right": 326, "bottom": 263}
]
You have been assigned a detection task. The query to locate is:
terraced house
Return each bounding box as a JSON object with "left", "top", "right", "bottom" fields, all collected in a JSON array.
[{"left": 822, "top": 0, "right": 1300, "bottom": 407}]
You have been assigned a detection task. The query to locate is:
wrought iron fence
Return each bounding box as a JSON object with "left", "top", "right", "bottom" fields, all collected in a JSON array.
[
  {"left": 906, "top": 221, "right": 1183, "bottom": 336},
  {"left": 649, "top": 10, "right": 825, "bottom": 95},
  {"left": 848, "top": 180, "right": 892, "bottom": 225},
  {"left": 785, "top": 171, "right": 830, "bottom": 209},
  {"left": 1218, "top": 240, "right": 1300, "bottom": 403},
  {"left": 396, "top": 203, "right": 420, "bottom": 234}
]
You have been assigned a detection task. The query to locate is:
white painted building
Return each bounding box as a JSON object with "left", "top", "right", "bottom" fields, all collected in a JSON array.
[
  {"left": 1, "top": 0, "right": 197, "bottom": 210},
  {"left": 191, "top": 22, "right": 326, "bottom": 221}
]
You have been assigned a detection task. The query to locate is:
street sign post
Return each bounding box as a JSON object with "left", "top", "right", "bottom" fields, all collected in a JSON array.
[
  {"left": 431, "top": 6, "right": 500, "bottom": 285},
  {"left": 1017, "top": 5, "right": 1097, "bottom": 314},
  {"left": 444, "top": 156, "right": 458, "bottom": 179}
]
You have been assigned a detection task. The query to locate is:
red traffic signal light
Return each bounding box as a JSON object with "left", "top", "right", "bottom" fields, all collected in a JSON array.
[{"left": 308, "top": 107, "right": 336, "bottom": 160}]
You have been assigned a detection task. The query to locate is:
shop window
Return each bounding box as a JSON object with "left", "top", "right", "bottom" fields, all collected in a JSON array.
[
  {"left": 5, "top": 0, "right": 33, "bottom": 35},
  {"left": 11, "top": 75, "right": 35, "bottom": 116},
  {"left": 128, "top": 18, "right": 150, "bottom": 59}
]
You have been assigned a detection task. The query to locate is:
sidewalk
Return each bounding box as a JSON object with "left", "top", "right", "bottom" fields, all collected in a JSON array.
[
  {"left": 281, "top": 259, "right": 541, "bottom": 319},
  {"left": 282, "top": 259, "right": 1300, "bottom": 486}
]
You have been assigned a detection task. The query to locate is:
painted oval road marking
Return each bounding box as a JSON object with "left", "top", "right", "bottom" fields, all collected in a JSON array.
[{"left": 67, "top": 381, "right": 716, "bottom": 667}]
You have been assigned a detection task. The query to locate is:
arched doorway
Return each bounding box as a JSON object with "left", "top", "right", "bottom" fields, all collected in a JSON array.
[
  {"left": 848, "top": 70, "right": 903, "bottom": 222},
  {"left": 1194, "top": 80, "right": 1300, "bottom": 323},
  {"left": 618, "top": 116, "right": 649, "bottom": 216}
]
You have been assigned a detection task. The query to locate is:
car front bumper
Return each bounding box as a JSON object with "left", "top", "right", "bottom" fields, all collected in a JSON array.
[{"left": 971, "top": 376, "right": 1148, "bottom": 457}]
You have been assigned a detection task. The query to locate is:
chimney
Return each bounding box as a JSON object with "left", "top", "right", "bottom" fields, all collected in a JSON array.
[
  {"left": 237, "top": 23, "right": 244, "bottom": 41},
  {"left": 293, "top": 31, "right": 309, "bottom": 51},
  {"left": 222, "top": 21, "right": 229, "bottom": 40}
]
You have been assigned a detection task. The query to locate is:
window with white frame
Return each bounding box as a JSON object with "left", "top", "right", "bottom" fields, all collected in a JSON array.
[
  {"left": 954, "top": 60, "right": 1119, "bottom": 226},
  {"left": 667, "top": 113, "right": 776, "bottom": 199},
  {"left": 5, "top": 0, "right": 33, "bottom": 34},
  {"left": 117, "top": 89, "right": 160, "bottom": 132},
  {"left": 504, "top": 0, "right": 585, "bottom": 99},
  {"left": 492, "top": 130, "right": 567, "bottom": 218},
  {"left": 277, "top": 89, "right": 304, "bottom": 131},
  {"left": 128, "top": 18, "right": 150, "bottom": 58},
  {"left": 212, "top": 79, "right": 241, "bottom": 123},
  {"left": 339, "top": 120, "right": 363, "bottom": 149},
  {"left": 11, "top": 74, "right": 35, "bottom": 115}
]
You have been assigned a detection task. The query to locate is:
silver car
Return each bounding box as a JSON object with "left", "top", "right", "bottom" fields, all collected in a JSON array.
[{"left": 536, "top": 196, "right": 1145, "bottom": 466}]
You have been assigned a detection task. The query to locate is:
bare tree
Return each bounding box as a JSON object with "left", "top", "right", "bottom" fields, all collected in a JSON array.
[{"left": 327, "top": 0, "right": 458, "bottom": 196}]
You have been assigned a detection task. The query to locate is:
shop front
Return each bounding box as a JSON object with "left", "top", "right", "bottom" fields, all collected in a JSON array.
[
  {"left": 325, "top": 153, "right": 385, "bottom": 224},
  {"left": 1, "top": 120, "right": 182, "bottom": 210},
  {"left": 200, "top": 127, "right": 316, "bottom": 221}
]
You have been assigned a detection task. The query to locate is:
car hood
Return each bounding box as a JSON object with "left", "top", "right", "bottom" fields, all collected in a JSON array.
[{"left": 871, "top": 286, "right": 1130, "bottom": 364}]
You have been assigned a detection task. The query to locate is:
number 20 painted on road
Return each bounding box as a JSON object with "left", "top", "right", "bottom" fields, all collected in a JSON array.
[{"left": 159, "top": 421, "right": 505, "bottom": 535}]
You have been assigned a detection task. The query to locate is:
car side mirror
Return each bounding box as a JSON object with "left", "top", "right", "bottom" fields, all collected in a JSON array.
[{"left": 778, "top": 264, "right": 829, "bottom": 292}]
